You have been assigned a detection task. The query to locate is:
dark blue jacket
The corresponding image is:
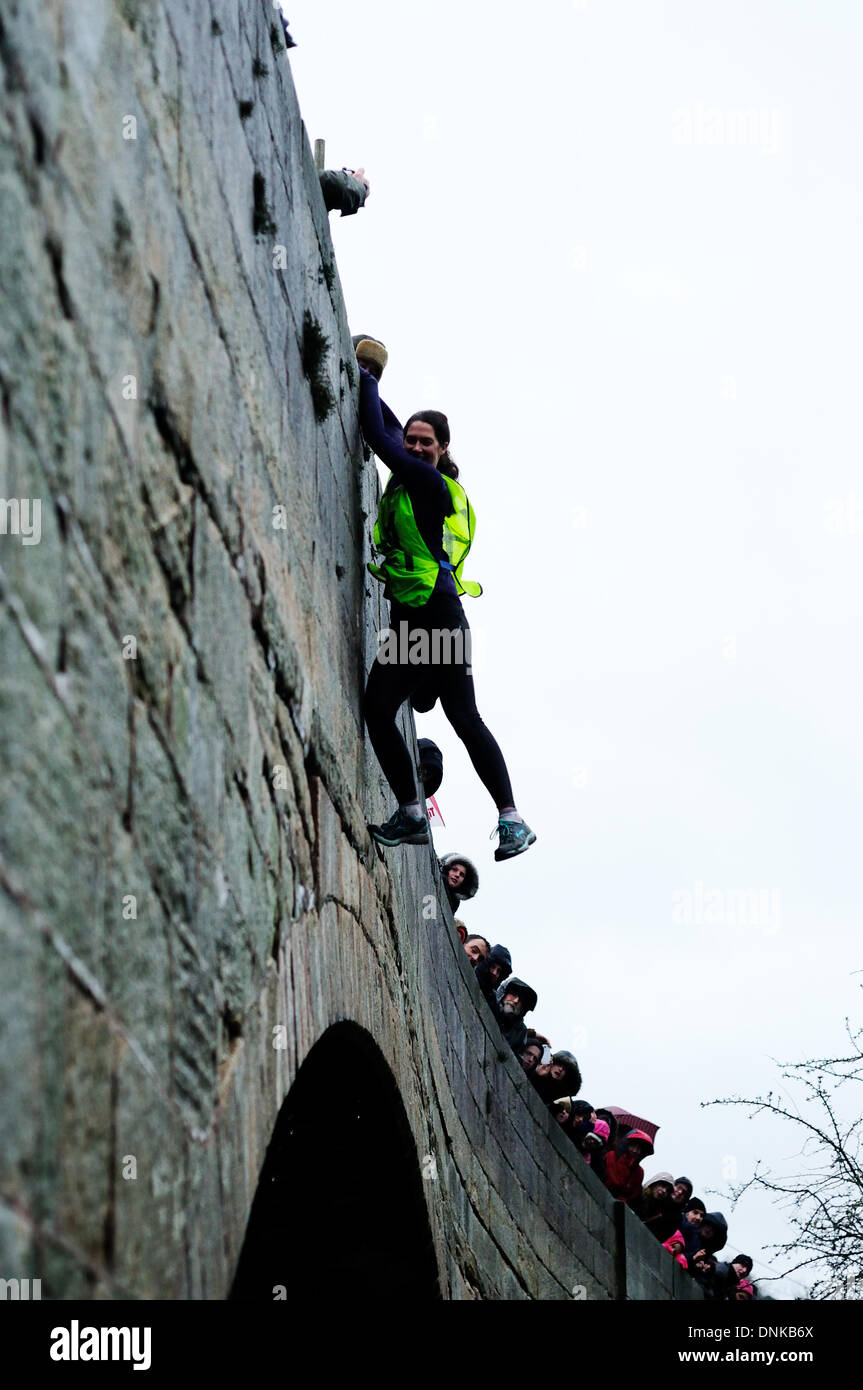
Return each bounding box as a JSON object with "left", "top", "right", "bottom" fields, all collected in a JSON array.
[{"left": 475, "top": 944, "right": 513, "bottom": 1018}]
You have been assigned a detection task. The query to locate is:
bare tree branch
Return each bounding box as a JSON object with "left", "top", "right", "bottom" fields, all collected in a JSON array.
[{"left": 705, "top": 986, "right": 863, "bottom": 1299}]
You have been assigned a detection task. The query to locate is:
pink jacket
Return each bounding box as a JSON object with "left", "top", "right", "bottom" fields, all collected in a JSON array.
[{"left": 662, "top": 1231, "right": 688, "bottom": 1268}]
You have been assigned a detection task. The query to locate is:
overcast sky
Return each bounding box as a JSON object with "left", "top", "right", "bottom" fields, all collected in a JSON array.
[{"left": 285, "top": 0, "right": 863, "bottom": 1297}]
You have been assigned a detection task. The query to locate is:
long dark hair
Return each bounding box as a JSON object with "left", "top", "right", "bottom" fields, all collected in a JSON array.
[{"left": 404, "top": 409, "right": 459, "bottom": 480}]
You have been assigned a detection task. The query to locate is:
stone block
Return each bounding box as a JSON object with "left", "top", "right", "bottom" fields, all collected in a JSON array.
[{"left": 111, "top": 1044, "right": 189, "bottom": 1298}]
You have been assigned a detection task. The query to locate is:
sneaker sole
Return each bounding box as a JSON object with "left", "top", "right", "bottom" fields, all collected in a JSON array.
[{"left": 494, "top": 831, "right": 537, "bottom": 862}]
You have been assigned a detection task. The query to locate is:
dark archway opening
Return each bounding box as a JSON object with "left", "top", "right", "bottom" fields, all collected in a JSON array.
[{"left": 229, "top": 1021, "right": 441, "bottom": 1300}]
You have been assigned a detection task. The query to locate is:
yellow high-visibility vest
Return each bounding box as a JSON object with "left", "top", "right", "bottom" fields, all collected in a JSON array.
[{"left": 368, "top": 475, "right": 482, "bottom": 607}]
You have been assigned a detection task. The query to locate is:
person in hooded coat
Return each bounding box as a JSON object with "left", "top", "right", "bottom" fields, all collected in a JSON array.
[
  {"left": 552, "top": 1098, "right": 593, "bottom": 1151},
  {"left": 495, "top": 976, "right": 538, "bottom": 1054},
  {"left": 532, "top": 1050, "right": 582, "bottom": 1104},
  {"left": 417, "top": 737, "right": 444, "bottom": 799},
  {"left": 670, "top": 1176, "right": 694, "bottom": 1215},
  {"left": 696, "top": 1211, "right": 729, "bottom": 1258},
  {"left": 638, "top": 1172, "right": 678, "bottom": 1241},
  {"left": 566, "top": 1100, "right": 597, "bottom": 1155},
  {"left": 553, "top": 1096, "right": 573, "bottom": 1127},
  {"left": 602, "top": 1129, "right": 655, "bottom": 1206},
  {"left": 439, "top": 852, "right": 479, "bottom": 914},
  {"left": 474, "top": 944, "right": 512, "bottom": 1017}
]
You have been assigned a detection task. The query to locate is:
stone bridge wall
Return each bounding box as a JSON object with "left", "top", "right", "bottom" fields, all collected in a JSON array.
[{"left": 0, "top": 0, "right": 699, "bottom": 1302}]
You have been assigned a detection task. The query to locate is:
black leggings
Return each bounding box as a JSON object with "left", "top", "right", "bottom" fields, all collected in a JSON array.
[{"left": 364, "top": 596, "right": 515, "bottom": 810}]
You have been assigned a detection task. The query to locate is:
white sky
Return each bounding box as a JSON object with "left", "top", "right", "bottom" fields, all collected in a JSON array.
[{"left": 285, "top": 0, "right": 863, "bottom": 1298}]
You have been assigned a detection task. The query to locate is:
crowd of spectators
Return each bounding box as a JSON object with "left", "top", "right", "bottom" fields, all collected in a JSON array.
[{"left": 440, "top": 852, "right": 757, "bottom": 1302}]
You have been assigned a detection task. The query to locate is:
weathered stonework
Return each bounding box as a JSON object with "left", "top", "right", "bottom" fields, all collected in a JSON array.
[{"left": 0, "top": 0, "right": 699, "bottom": 1300}]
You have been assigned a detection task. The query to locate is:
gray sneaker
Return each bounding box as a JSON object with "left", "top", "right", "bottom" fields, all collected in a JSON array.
[
  {"left": 490, "top": 817, "right": 537, "bottom": 862},
  {"left": 369, "top": 807, "right": 429, "bottom": 846}
]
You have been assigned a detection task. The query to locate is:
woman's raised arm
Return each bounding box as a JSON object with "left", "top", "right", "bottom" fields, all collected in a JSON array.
[{"left": 357, "top": 367, "right": 428, "bottom": 485}]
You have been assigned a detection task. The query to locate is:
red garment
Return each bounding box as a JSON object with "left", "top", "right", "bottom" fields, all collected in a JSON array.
[{"left": 603, "top": 1150, "right": 644, "bottom": 1205}]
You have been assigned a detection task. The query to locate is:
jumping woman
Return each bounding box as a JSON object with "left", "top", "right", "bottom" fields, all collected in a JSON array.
[{"left": 355, "top": 342, "right": 535, "bottom": 862}]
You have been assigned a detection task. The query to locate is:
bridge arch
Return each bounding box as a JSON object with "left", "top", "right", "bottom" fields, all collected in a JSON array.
[{"left": 230, "top": 1022, "right": 441, "bottom": 1300}]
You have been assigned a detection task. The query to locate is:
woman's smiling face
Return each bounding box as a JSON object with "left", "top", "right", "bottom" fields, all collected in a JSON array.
[{"left": 404, "top": 419, "right": 445, "bottom": 467}]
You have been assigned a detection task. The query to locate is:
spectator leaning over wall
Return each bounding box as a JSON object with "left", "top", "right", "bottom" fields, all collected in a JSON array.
[
  {"left": 494, "top": 977, "right": 538, "bottom": 1054},
  {"left": 357, "top": 361, "right": 536, "bottom": 861},
  {"left": 724, "top": 1256, "right": 755, "bottom": 1301},
  {"left": 474, "top": 944, "right": 513, "bottom": 1019},
  {"left": 319, "top": 167, "right": 370, "bottom": 217},
  {"left": 690, "top": 1251, "right": 719, "bottom": 1299},
  {"left": 463, "top": 934, "right": 490, "bottom": 966},
  {"left": 439, "top": 852, "right": 479, "bottom": 914},
  {"left": 637, "top": 1172, "right": 677, "bottom": 1241},
  {"left": 602, "top": 1129, "right": 654, "bottom": 1206},
  {"left": 567, "top": 1100, "right": 597, "bottom": 1155},
  {"left": 680, "top": 1199, "right": 707, "bottom": 1261},
  {"left": 696, "top": 1211, "right": 729, "bottom": 1258},
  {"left": 519, "top": 1039, "right": 544, "bottom": 1073},
  {"left": 532, "top": 1050, "right": 582, "bottom": 1104},
  {"left": 669, "top": 1176, "right": 694, "bottom": 1221},
  {"left": 553, "top": 1098, "right": 592, "bottom": 1150}
]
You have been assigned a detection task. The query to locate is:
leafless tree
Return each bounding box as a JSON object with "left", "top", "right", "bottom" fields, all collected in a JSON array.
[{"left": 706, "top": 1012, "right": 863, "bottom": 1300}]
